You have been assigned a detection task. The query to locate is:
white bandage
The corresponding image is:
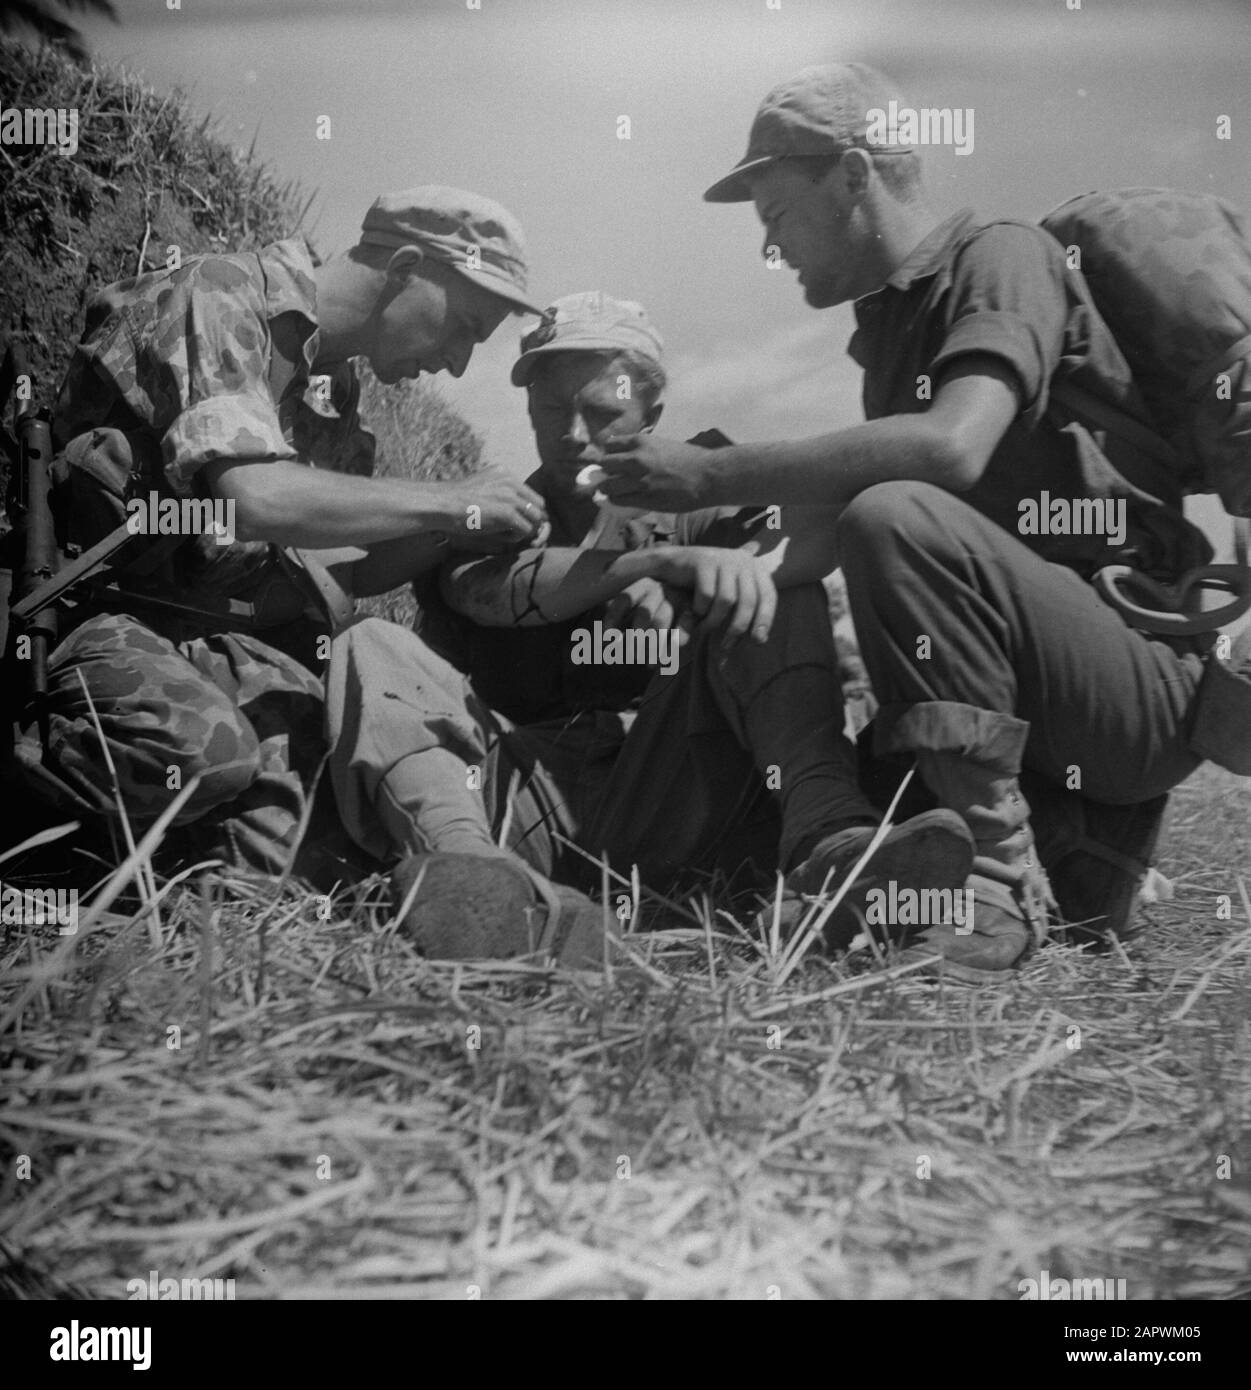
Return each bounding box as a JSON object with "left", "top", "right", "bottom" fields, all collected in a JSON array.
[{"left": 574, "top": 463, "right": 609, "bottom": 501}]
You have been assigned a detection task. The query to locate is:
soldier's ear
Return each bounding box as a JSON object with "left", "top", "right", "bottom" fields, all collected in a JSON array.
[
  {"left": 838, "top": 148, "right": 873, "bottom": 201},
  {"left": 385, "top": 246, "right": 425, "bottom": 281}
]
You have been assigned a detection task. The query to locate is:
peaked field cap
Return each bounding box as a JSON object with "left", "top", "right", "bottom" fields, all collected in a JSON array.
[
  {"left": 359, "top": 186, "right": 545, "bottom": 314},
  {"left": 511, "top": 291, "right": 664, "bottom": 387},
  {"left": 703, "top": 62, "right": 915, "bottom": 203}
]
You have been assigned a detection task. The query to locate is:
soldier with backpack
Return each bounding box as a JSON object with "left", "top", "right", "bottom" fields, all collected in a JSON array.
[{"left": 597, "top": 62, "right": 1251, "bottom": 981}]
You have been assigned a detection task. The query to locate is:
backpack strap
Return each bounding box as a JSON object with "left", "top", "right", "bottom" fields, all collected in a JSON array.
[{"left": 1047, "top": 378, "right": 1181, "bottom": 499}]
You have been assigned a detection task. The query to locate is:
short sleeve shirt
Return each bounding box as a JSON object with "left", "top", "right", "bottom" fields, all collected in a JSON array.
[{"left": 849, "top": 209, "right": 1211, "bottom": 580}]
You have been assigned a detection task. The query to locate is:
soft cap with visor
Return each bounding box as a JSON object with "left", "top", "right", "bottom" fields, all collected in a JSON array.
[
  {"left": 704, "top": 62, "right": 917, "bottom": 203},
  {"left": 359, "top": 186, "right": 544, "bottom": 315},
  {"left": 511, "top": 291, "right": 664, "bottom": 387}
]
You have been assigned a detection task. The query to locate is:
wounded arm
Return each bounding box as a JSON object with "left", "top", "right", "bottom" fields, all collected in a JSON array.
[{"left": 441, "top": 546, "right": 659, "bottom": 626}]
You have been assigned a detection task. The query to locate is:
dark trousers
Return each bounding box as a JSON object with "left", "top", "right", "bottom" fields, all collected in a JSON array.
[{"left": 836, "top": 482, "right": 1206, "bottom": 803}]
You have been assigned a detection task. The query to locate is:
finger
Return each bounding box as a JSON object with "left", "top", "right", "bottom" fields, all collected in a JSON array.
[
  {"left": 652, "top": 598, "right": 675, "bottom": 631},
  {"left": 724, "top": 570, "right": 758, "bottom": 646},
  {"left": 598, "top": 477, "right": 644, "bottom": 504},
  {"left": 752, "top": 573, "right": 778, "bottom": 644},
  {"left": 603, "top": 601, "right": 626, "bottom": 629},
  {"left": 595, "top": 456, "right": 641, "bottom": 482},
  {"left": 689, "top": 566, "right": 713, "bottom": 618},
  {"left": 506, "top": 505, "right": 544, "bottom": 540},
  {"left": 601, "top": 434, "right": 641, "bottom": 454},
  {"left": 515, "top": 482, "right": 547, "bottom": 511},
  {"left": 701, "top": 568, "right": 736, "bottom": 633}
]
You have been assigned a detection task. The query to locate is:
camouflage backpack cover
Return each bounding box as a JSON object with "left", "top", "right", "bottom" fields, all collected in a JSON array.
[{"left": 1040, "top": 188, "right": 1251, "bottom": 775}]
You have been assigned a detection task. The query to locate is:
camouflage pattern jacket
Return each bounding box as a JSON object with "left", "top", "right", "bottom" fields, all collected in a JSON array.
[{"left": 51, "top": 238, "right": 375, "bottom": 628}]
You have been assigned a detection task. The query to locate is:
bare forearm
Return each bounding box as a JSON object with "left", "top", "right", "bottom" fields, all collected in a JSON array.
[
  {"left": 208, "top": 460, "right": 469, "bottom": 548},
  {"left": 442, "top": 546, "right": 660, "bottom": 626},
  {"left": 703, "top": 416, "right": 970, "bottom": 508}
]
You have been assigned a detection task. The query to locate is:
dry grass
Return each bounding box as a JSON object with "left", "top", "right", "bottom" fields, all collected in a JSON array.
[
  {"left": 0, "top": 36, "right": 1244, "bottom": 1307},
  {"left": 1, "top": 765, "right": 1247, "bottom": 1301}
]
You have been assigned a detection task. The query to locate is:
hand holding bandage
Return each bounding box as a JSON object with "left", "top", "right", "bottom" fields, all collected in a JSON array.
[
  {"left": 573, "top": 462, "right": 650, "bottom": 550},
  {"left": 598, "top": 433, "right": 719, "bottom": 513}
]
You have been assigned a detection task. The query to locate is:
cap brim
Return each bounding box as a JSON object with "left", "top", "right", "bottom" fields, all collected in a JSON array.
[
  {"left": 453, "top": 264, "right": 546, "bottom": 316},
  {"left": 702, "top": 155, "right": 778, "bottom": 203},
  {"left": 511, "top": 332, "right": 665, "bottom": 387}
]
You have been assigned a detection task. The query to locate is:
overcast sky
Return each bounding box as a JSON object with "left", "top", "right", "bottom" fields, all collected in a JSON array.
[{"left": 83, "top": 0, "right": 1250, "bottom": 552}]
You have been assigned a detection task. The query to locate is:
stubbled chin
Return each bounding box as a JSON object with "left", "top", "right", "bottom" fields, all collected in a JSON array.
[{"left": 803, "top": 282, "right": 840, "bottom": 309}]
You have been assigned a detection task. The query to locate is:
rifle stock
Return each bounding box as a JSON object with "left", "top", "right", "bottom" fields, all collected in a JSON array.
[{"left": 3, "top": 341, "right": 60, "bottom": 744}]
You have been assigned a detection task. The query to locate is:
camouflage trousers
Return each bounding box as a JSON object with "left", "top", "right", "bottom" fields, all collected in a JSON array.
[{"left": 18, "top": 611, "right": 327, "bottom": 874}]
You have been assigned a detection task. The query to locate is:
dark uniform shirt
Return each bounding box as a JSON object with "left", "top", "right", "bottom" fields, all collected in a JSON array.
[{"left": 849, "top": 209, "right": 1212, "bottom": 581}]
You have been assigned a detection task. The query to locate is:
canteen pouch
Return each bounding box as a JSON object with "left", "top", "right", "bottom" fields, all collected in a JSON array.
[{"left": 1186, "top": 628, "right": 1251, "bottom": 775}]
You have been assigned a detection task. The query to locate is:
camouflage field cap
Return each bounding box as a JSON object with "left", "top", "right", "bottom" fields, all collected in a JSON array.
[
  {"left": 704, "top": 62, "right": 916, "bottom": 203},
  {"left": 360, "top": 186, "right": 544, "bottom": 314},
  {"left": 511, "top": 291, "right": 664, "bottom": 387}
]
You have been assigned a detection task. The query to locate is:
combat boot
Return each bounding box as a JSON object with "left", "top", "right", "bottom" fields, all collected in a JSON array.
[
  {"left": 1018, "top": 772, "right": 1170, "bottom": 944},
  {"left": 756, "top": 808, "right": 975, "bottom": 951},
  {"left": 391, "top": 851, "right": 608, "bottom": 966},
  {"left": 876, "top": 703, "right": 1060, "bottom": 982}
]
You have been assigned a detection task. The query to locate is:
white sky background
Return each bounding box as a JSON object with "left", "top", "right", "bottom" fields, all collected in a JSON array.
[{"left": 82, "top": 0, "right": 1250, "bottom": 553}]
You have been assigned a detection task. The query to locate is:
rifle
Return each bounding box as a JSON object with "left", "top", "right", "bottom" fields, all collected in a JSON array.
[
  {"left": 2, "top": 338, "right": 269, "bottom": 757},
  {"left": 2, "top": 339, "right": 60, "bottom": 746}
]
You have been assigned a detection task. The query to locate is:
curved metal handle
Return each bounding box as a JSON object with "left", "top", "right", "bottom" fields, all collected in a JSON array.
[{"left": 1093, "top": 562, "right": 1251, "bottom": 636}]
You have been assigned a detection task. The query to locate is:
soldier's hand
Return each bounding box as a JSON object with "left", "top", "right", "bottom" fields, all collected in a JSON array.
[
  {"left": 598, "top": 434, "right": 715, "bottom": 513},
  {"left": 650, "top": 543, "right": 781, "bottom": 647},
  {"left": 604, "top": 577, "right": 696, "bottom": 647},
  {"left": 436, "top": 470, "right": 548, "bottom": 551}
]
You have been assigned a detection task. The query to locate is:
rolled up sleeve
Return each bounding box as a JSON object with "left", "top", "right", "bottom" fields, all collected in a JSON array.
[
  {"left": 162, "top": 392, "right": 294, "bottom": 493},
  {"left": 929, "top": 223, "right": 1070, "bottom": 429}
]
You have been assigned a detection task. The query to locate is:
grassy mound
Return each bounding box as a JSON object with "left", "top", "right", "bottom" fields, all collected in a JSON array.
[
  {"left": 0, "top": 37, "right": 485, "bottom": 535},
  {"left": 0, "top": 38, "right": 309, "bottom": 436}
]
